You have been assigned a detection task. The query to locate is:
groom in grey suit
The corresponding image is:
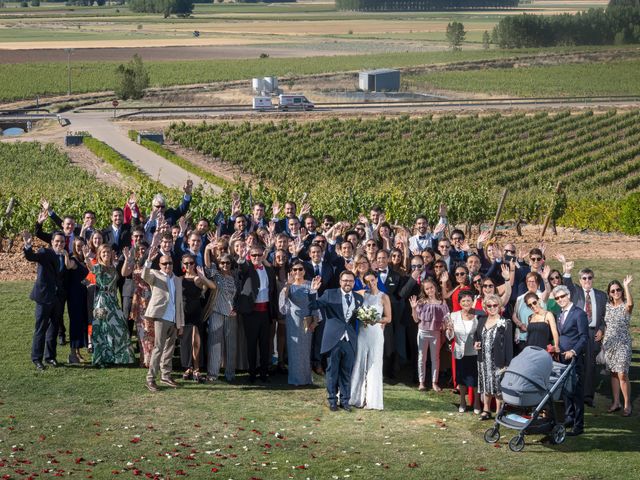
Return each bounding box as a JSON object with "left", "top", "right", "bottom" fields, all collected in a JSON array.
[{"left": 309, "top": 270, "right": 363, "bottom": 412}]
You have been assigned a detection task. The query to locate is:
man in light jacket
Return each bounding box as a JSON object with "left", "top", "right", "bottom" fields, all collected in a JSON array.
[{"left": 143, "top": 246, "right": 184, "bottom": 392}]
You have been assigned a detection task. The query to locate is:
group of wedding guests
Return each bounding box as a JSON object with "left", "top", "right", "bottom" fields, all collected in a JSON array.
[{"left": 24, "top": 188, "right": 634, "bottom": 428}]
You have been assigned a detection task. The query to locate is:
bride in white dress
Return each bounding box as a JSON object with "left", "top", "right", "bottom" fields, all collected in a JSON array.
[{"left": 350, "top": 271, "right": 392, "bottom": 410}]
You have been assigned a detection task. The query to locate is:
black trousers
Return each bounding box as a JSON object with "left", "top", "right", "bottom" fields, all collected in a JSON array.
[
  {"left": 563, "top": 354, "right": 585, "bottom": 431},
  {"left": 583, "top": 327, "right": 600, "bottom": 402},
  {"left": 244, "top": 310, "right": 271, "bottom": 378},
  {"left": 32, "top": 299, "right": 63, "bottom": 362}
]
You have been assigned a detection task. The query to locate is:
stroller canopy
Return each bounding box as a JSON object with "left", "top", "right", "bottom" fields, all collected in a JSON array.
[{"left": 502, "top": 346, "right": 553, "bottom": 392}]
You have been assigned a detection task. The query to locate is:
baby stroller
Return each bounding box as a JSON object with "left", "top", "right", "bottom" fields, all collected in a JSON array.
[{"left": 483, "top": 346, "right": 576, "bottom": 452}]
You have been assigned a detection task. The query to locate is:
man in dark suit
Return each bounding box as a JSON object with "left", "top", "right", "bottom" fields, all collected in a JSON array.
[
  {"left": 34, "top": 209, "right": 77, "bottom": 345},
  {"left": 309, "top": 270, "right": 363, "bottom": 411},
  {"left": 304, "top": 244, "right": 336, "bottom": 374},
  {"left": 236, "top": 245, "right": 279, "bottom": 383},
  {"left": 553, "top": 285, "right": 589, "bottom": 436},
  {"left": 102, "top": 207, "right": 132, "bottom": 256},
  {"left": 23, "top": 230, "right": 74, "bottom": 370},
  {"left": 563, "top": 265, "right": 607, "bottom": 407},
  {"left": 150, "top": 232, "right": 183, "bottom": 277},
  {"left": 375, "top": 249, "right": 405, "bottom": 378}
]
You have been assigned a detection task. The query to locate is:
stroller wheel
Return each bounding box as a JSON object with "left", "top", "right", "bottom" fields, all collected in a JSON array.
[
  {"left": 483, "top": 427, "right": 500, "bottom": 444},
  {"left": 551, "top": 425, "right": 566, "bottom": 445},
  {"left": 508, "top": 435, "right": 525, "bottom": 452}
]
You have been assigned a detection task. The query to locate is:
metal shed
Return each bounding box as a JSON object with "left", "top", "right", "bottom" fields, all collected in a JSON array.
[{"left": 358, "top": 69, "right": 400, "bottom": 92}]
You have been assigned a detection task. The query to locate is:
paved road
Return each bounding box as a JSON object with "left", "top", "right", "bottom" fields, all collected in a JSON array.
[{"left": 66, "top": 111, "right": 221, "bottom": 193}]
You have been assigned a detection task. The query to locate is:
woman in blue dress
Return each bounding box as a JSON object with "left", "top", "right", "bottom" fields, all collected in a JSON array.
[{"left": 279, "top": 260, "right": 314, "bottom": 386}]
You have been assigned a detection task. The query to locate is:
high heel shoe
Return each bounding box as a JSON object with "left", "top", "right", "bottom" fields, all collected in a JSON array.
[
  {"left": 623, "top": 408, "right": 632, "bottom": 417},
  {"left": 607, "top": 404, "right": 622, "bottom": 413},
  {"left": 183, "top": 369, "right": 193, "bottom": 381}
]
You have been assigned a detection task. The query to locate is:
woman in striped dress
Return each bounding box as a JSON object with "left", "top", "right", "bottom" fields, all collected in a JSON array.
[{"left": 205, "top": 253, "right": 238, "bottom": 382}]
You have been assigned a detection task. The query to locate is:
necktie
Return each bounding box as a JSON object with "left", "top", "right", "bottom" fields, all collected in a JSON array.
[
  {"left": 585, "top": 290, "right": 592, "bottom": 322},
  {"left": 314, "top": 265, "right": 320, "bottom": 276},
  {"left": 345, "top": 293, "right": 352, "bottom": 308},
  {"left": 65, "top": 236, "right": 70, "bottom": 252},
  {"left": 58, "top": 255, "right": 64, "bottom": 272},
  {"left": 114, "top": 228, "right": 119, "bottom": 245},
  {"left": 558, "top": 310, "right": 566, "bottom": 330}
]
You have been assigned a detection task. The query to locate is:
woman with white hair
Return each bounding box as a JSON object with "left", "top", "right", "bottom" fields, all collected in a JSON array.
[{"left": 474, "top": 293, "right": 513, "bottom": 420}]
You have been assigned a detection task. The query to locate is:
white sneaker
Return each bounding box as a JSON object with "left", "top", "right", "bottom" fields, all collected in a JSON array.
[{"left": 458, "top": 405, "right": 466, "bottom": 413}]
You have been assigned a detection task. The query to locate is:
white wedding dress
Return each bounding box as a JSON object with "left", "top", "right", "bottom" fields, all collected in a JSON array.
[{"left": 350, "top": 291, "right": 385, "bottom": 410}]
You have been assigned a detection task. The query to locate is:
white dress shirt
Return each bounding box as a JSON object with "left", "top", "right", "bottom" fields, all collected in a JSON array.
[
  {"left": 340, "top": 289, "right": 355, "bottom": 341},
  {"left": 255, "top": 265, "right": 269, "bottom": 303},
  {"left": 582, "top": 289, "right": 597, "bottom": 327}
]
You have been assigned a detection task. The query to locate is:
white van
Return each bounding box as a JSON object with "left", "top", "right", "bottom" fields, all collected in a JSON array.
[
  {"left": 252, "top": 96, "right": 274, "bottom": 111},
  {"left": 278, "top": 94, "right": 314, "bottom": 111}
]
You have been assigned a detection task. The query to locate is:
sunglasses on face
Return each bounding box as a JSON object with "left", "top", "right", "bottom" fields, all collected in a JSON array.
[
  {"left": 527, "top": 300, "right": 538, "bottom": 308},
  {"left": 153, "top": 205, "right": 166, "bottom": 209},
  {"left": 183, "top": 261, "right": 195, "bottom": 266},
  {"left": 482, "top": 283, "right": 494, "bottom": 288},
  {"left": 610, "top": 287, "right": 622, "bottom": 293},
  {"left": 554, "top": 293, "right": 568, "bottom": 300},
  {"left": 250, "top": 253, "right": 262, "bottom": 257},
  {"left": 434, "top": 265, "right": 444, "bottom": 269},
  {"left": 504, "top": 249, "right": 515, "bottom": 254},
  {"left": 473, "top": 278, "right": 482, "bottom": 284},
  {"left": 410, "top": 264, "right": 423, "bottom": 270},
  {"left": 530, "top": 256, "right": 542, "bottom": 261},
  {"left": 219, "top": 261, "right": 231, "bottom": 265},
  {"left": 366, "top": 243, "right": 376, "bottom": 248},
  {"left": 160, "top": 262, "right": 173, "bottom": 266},
  {"left": 549, "top": 275, "right": 561, "bottom": 281},
  {"left": 455, "top": 272, "right": 467, "bottom": 277},
  {"left": 485, "top": 304, "right": 499, "bottom": 309},
  {"left": 581, "top": 276, "right": 593, "bottom": 281},
  {"left": 291, "top": 267, "right": 304, "bottom": 272}
]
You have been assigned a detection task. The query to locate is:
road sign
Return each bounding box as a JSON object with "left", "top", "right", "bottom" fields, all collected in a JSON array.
[{"left": 112, "top": 100, "right": 119, "bottom": 108}]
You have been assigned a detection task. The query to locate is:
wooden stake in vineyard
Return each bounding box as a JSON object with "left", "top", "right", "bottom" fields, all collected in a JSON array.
[
  {"left": 0, "top": 197, "right": 16, "bottom": 252},
  {"left": 488, "top": 188, "right": 508, "bottom": 241},
  {"left": 540, "top": 181, "right": 563, "bottom": 240}
]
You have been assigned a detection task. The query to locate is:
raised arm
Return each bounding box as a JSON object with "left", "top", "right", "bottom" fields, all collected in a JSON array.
[{"left": 624, "top": 275, "right": 634, "bottom": 314}]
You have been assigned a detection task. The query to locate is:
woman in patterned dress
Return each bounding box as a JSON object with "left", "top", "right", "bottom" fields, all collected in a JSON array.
[
  {"left": 474, "top": 294, "right": 513, "bottom": 420},
  {"left": 122, "top": 241, "right": 152, "bottom": 367},
  {"left": 86, "top": 244, "right": 135, "bottom": 367},
  {"left": 603, "top": 275, "right": 633, "bottom": 417}
]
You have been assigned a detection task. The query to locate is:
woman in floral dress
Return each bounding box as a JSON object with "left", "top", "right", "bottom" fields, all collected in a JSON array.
[
  {"left": 87, "top": 244, "right": 135, "bottom": 367},
  {"left": 123, "top": 241, "right": 152, "bottom": 367},
  {"left": 603, "top": 275, "right": 634, "bottom": 417}
]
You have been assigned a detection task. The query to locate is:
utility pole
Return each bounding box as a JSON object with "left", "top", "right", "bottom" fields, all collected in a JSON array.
[{"left": 64, "top": 48, "right": 74, "bottom": 96}]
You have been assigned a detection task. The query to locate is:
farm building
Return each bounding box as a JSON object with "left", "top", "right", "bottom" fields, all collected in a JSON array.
[{"left": 358, "top": 69, "right": 401, "bottom": 92}]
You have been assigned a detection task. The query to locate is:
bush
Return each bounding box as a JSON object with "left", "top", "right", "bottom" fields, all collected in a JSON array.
[
  {"left": 31, "top": 0, "right": 40, "bottom": 6},
  {"left": 114, "top": 54, "right": 149, "bottom": 100},
  {"left": 619, "top": 192, "right": 640, "bottom": 234},
  {"left": 20, "top": 1, "right": 29, "bottom": 7}
]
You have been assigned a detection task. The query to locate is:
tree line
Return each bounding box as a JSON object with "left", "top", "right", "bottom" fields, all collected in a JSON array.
[
  {"left": 492, "top": 2, "right": 640, "bottom": 48},
  {"left": 336, "top": 0, "right": 518, "bottom": 11}
]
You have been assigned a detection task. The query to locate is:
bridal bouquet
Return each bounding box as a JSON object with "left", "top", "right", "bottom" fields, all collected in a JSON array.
[{"left": 357, "top": 305, "right": 381, "bottom": 328}]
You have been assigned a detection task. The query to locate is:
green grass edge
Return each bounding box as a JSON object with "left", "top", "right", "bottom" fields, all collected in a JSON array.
[{"left": 127, "top": 130, "right": 233, "bottom": 190}]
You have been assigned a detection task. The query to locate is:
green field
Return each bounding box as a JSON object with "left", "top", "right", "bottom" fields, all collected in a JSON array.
[
  {"left": 1, "top": 255, "right": 638, "bottom": 479},
  {"left": 165, "top": 110, "right": 640, "bottom": 230},
  {"left": 1, "top": 46, "right": 636, "bottom": 102},
  {"left": 406, "top": 59, "right": 640, "bottom": 97}
]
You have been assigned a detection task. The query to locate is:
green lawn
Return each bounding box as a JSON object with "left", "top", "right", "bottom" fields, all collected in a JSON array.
[
  {"left": 406, "top": 59, "right": 640, "bottom": 97},
  {"left": 1, "top": 257, "right": 638, "bottom": 479}
]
